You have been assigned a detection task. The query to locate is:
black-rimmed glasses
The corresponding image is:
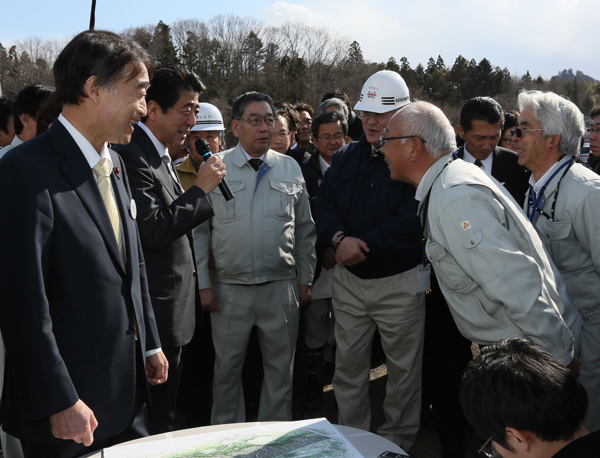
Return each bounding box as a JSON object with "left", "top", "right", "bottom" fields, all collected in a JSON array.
[
  {"left": 511, "top": 127, "right": 543, "bottom": 138},
  {"left": 379, "top": 135, "right": 426, "bottom": 148}
]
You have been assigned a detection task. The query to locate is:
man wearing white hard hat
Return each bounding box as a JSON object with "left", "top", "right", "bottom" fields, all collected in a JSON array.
[
  {"left": 314, "top": 70, "right": 426, "bottom": 450},
  {"left": 177, "top": 102, "right": 226, "bottom": 191}
]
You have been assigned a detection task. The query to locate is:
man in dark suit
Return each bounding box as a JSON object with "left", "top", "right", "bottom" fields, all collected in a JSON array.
[
  {"left": 422, "top": 96, "right": 531, "bottom": 458},
  {"left": 113, "top": 65, "right": 225, "bottom": 434},
  {"left": 0, "top": 30, "right": 167, "bottom": 458},
  {"left": 455, "top": 97, "right": 531, "bottom": 205}
]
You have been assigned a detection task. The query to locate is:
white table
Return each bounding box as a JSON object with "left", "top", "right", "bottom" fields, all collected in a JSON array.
[{"left": 85, "top": 421, "right": 408, "bottom": 458}]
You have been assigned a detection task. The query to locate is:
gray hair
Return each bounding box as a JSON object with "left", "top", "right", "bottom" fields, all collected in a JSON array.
[
  {"left": 517, "top": 90, "right": 584, "bottom": 157},
  {"left": 392, "top": 101, "right": 456, "bottom": 159},
  {"left": 317, "top": 97, "right": 349, "bottom": 119}
]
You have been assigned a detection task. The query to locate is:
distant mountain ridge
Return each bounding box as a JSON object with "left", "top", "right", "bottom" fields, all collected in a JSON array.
[{"left": 553, "top": 69, "right": 596, "bottom": 83}]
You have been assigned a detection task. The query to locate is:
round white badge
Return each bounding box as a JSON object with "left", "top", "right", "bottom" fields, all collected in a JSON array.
[{"left": 130, "top": 199, "right": 137, "bottom": 220}]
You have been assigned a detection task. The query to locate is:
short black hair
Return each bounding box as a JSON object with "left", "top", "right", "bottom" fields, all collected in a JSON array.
[
  {"left": 275, "top": 102, "right": 300, "bottom": 134},
  {"left": 459, "top": 97, "right": 504, "bottom": 132},
  {"left": 231, "top": 92, "right": 275, "bottom": 121},
  {"left": 144, "top": 65, "right": 205, "bottom": 119},
  {"left": 294, "top": 102, "right": 314, "bottom": 119},
  {"left": 36, "top": 92, "right": 63, "bottom": 136},
  {"left": 13, "top": 85, "right": 53, "bottom": 135},
  {"left": 460, "top": 338, "right": 587, "bottom": 452},
  {"left": 54, "top": 29, "right": 154, "bottom": 107},
  {"left": 311, "top": 111, "right": 348, "bottom": 138},
  {"left": 504, "top": 111, "right": 519, "bottom": 131},
  {"left": 590, "top": 105, "right": 600, "bottom": 119},
  {"left": 0, "top": 97, "right": 14, "bottom": 135}
]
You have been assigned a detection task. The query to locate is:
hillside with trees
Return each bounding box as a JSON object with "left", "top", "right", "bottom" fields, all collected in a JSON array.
[{"left": 2, "top": 15, "right": 599, "bottom": 127}]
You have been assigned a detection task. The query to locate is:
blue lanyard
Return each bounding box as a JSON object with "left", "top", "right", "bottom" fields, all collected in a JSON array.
[{"left": 527, "top": 158, "right": 573, "bottom": 223}]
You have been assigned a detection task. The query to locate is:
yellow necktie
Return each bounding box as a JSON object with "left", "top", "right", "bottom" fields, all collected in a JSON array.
[{"left": 93, "top": 158, "right": 126, "bottom": 267}]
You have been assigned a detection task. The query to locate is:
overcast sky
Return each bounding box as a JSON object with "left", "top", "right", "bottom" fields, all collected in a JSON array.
[{"left": 1, "top": 0, "right": 598, "bottom": 81}]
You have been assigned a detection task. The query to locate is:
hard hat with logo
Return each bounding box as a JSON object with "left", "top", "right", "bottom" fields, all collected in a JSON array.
[
  {"left": 354, "top": 70, "right": 410, "bottom": 114},
  {"left": 191, "top": 103, "right": 225, "bottom": 131}
]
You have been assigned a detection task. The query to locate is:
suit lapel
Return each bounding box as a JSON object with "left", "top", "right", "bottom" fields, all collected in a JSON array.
[
  {"left": 109, "top": 150, "right": 135, "bottom": 277},
  {"left": 134, "top": 125, "right": 178, "bottom": 201},
  {"left": 49, "top": 122, "right": 126, "bottom": 276}
]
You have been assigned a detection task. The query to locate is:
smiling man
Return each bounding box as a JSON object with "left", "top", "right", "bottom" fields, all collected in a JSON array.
[
  {"left": 455, "top": 97, "right": 530, "bottom": 206},
  {"left": 0, "top": 30, "right": 168, "bottom": 458},
  {"left": 380, "top": 101, "right": 581, "bottom": 389},
  {"left": 114, "top": 65, "right": 226, "bottom": 434},
  {"left": 513, "top": 90, "right": 600, "bottom": 433},
  {"left": 194, "top": 91, "right": 316, "bottom": 425}
]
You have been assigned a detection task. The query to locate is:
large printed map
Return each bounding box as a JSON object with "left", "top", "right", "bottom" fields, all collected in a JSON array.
[{"left": 104, "top": 418, "right": 364, "bottom": 458}]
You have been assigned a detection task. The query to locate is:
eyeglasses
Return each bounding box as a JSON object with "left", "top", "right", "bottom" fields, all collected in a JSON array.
[
  {"left": 274, "top": 131, "right": 291, "bottom": 139},
  {"left": 511, "top": 127, "right": 544, "bottom": 138},
  {"left": 316, "top": 134, "right": 345, "bottom": 143},
  {"left": 237, "top": 116, "right": 276, "bottom": 127},
  {"left": 500, "top": 137, "right": 515, "bottom": 145},
  {"left": 478, "top": 432, "right": 498, "bottom": 458},
  {"left": 379, "top": 135, "right": 426, "bottom": 148},
  {"left": 300, "top": 119, "right": 312, "bottom": 126},
  {"left": 358, "top": 111, "right": 391, "bottom": 121},
  {"left": 587, "top": 126, "right": 600, "bottom": 134}
]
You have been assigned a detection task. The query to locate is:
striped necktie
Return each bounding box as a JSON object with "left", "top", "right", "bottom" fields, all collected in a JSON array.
[{"left": 93, "top": 158, "right": 126, "bottom": 267}]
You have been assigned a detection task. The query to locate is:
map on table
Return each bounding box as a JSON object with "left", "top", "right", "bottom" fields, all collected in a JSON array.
[{"left": 103, "top": 418, "right": 364, "bottom": 458}]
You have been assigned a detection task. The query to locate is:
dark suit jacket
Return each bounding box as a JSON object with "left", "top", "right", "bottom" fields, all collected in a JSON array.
[
  {"left": 0, "top": 120, "right": 161, "bottom": 442},
  {"left": 114, "top": 125, "right": 213, "bottom": 348},
  {"left": 456, "top": 146, "right": 531, "bottom": 206}
]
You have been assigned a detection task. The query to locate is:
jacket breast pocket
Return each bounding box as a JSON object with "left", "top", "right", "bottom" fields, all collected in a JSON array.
[
  {"left": 427, "top": 240, "right": 473, "bottom": 292},
  {"left": 536, "top": 217, "right": 577, "bottom": 270},
  {"left": 212, "top": 181, "right": 246, "bottom": 223},
  {"left": 269, "top": 179, "right": 302, "bottom": 221}
]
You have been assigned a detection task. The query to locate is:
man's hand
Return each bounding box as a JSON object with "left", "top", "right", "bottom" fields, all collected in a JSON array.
[
  {"left": 335, "top": 236, "right": 369, "bottom": 266},
  {"left": 566, "top": 356, "right": 580, "bottom": 378},
  {"left": 194, "top": 156, "right": 226, "bottom": 194},
  {"left": 322, "top": 247, "right": 336, "bottom": 270},
  {"left": 299, "top": 284, "right": 312, "bottom": 307},
  {"left": 50, "top": 400, "right": 98, "bottom": 446},
  {"left": 146, "top": 351, "right": 169, "bottom": 385},
  {"left": 200, "top": 287, "right": 221, "bottom": 312}
]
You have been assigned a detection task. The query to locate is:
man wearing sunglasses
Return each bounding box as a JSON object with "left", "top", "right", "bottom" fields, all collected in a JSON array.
[
  {"left": 460, "top": 338, "right": 597, "bottom": 458},
  {"left": 315, "top": 71, "right": 425, "bottom": 451},
  {"left": 514, "top": 90, "right": 600, "bottom": 433},
  {"left": 381, "top": 100, "right": 581, "bottom": 384}
]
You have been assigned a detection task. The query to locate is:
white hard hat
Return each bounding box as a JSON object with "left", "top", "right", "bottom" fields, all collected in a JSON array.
[
  {"left": 191, "top": 103, "right": 225, "bottom": 131},
  {"left": 354, "top": 70, "right": 410, "bottom": 114}
]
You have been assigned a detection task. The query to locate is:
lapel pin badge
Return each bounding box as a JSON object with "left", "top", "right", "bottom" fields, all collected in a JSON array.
[{"left": 130, "top": 199, "right": 137, "bottom": 220}]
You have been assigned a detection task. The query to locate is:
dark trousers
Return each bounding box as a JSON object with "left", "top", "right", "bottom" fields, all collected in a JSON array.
[
  {"left": 422, "top": 273, "right": 473, "bottom": 458},
  {"left": 147, "top": 345, "right": 184, "bottom": 435},
  {"left": 21, "top": 345, "right": 149, "bottom": 458}
]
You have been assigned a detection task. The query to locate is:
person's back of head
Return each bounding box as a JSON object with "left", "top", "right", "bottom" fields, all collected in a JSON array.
[
  {"left": 460, "top": 338, "right": 587, "bottom": 456},
  {"left": 0, "top": 96, "right": 15, "bottom": 147},
  {"left": 13, "top": 85, "right": 53, "bottom": 141}
]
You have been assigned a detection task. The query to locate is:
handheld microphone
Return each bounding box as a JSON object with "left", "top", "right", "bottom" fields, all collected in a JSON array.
[{"left": 195, "top": 138, "right": 234, "bottom": 201}]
